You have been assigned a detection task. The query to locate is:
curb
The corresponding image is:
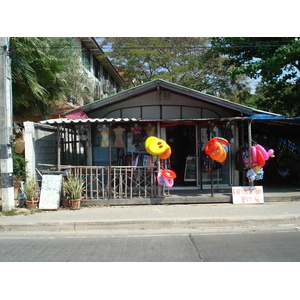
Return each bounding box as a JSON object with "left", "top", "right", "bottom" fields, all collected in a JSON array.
[{"left": 1, "top": 216, "right": 300, "bottom": 234}]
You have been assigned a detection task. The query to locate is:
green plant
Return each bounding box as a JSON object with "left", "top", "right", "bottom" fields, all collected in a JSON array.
[
  {"left": 12, "top": 145, "right": 27, "bottom": 179},
  {"left": 63, "top": 172, "right": 84, "bottom": 200},
  {"left": 23, "top": 176, "right": 37, "bottom": 202},
  {"left": 1, "top": 208, "right": 26, "bottom": 216}
]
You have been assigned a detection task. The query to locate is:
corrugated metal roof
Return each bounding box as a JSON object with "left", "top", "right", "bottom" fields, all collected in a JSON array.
[
  {"left": 65, "top": 108, "right": 89, "bottom": 120},
  {"left": 40, "top": 118, "right": 139, "bottom": 125},
  {"left": 40, "top": 116, "right": 251, "bottom": 126}
]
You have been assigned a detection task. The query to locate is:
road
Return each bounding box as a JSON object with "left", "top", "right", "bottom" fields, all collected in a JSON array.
[{"left": 1, "top": 228, "right": 300, "bottom": 262}]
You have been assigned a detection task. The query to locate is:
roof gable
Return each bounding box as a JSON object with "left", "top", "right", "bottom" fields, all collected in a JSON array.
[{"left": 66, "top": 79, "right": 279, "bottom": 117}]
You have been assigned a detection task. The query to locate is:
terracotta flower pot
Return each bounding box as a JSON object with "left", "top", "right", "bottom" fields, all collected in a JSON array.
[
  {"left": 70, "top": 199, "right": 81, "bottom": 210},
  {"left": 26, "top": 200, "right": 38, "bottom": 209},
  {"left": 61, "top": 198, "right": 70, "bottom": 208}
]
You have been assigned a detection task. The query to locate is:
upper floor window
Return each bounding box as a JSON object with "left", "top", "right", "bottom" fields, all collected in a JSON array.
[
  {"left": 103, "top": 68, "right": 108, "bottom": 80},
  {"left": 81, "top": 42, "right": 91, "bottom": 70},
  {"left": 93, "top": 58, "right": 100, "bottom": 79}
]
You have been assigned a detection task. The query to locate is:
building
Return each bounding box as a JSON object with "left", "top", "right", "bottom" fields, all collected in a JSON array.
[
  {"left": 22, "top": 79, "right": 300, "bottom": 205},
  {"left": 14, "top": 37, "right": 125, "bottom": 122},
  {"left": 76, "top": 37, "right": 124, "bottom": 102}
]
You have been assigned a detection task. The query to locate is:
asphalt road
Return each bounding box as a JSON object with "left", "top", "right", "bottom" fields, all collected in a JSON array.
[{"left": 1, "top": 228, "right": 300, "bottom": 262}]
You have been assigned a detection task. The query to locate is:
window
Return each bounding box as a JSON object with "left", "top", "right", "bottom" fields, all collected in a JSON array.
[
  {"left": 103, "top": 68, "right": 108, "bottom": 80},
  {"left": 93, "top": 58, "right": 100, "bottom": 79},
  {"left": 81, "top": 42, "right": 91, "bottom": 70}
]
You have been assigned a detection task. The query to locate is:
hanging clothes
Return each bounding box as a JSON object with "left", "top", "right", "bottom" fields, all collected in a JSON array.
[{"left": 133, "top": 152, "right": 157, "bottom": 167}]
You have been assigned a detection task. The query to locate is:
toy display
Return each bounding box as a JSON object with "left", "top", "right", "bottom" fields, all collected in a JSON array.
[
  {"left": 146, "top": 137, "right": 169, "bottom": 155},
  {"left": 204, "top": 137, "right": 229, "bottom": 164},
  {"left": 243, "top": 144, "right": 275, "bottom": 168},
  {"left": 157, "top": 170, "right": 175, "bottom": 188},
  {"left": 159, "top": 147, "right": 172, "bottom": 160},
  {"left": 145, "top": 136, "right": 176, "bottom": 188},
  {"left": 242, "top": 144, "right": 275, "bottom": 182}
]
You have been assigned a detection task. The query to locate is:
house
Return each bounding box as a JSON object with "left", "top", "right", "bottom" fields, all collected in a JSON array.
[
  {"left": 76, "top": 37, "right": 124, "bottom": 102},
  {"left": 14, "top": 37, "right": 125, "bottom": 122},
  {"left": 23, "top": 79, "right": 299, "bottom": 205}
]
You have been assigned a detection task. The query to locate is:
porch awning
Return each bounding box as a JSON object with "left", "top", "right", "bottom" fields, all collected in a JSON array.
[
  {"left": 40, "top": 117, "right": 139, "bottom": 125},
  {"left": 40, "top": 116, "right": 252, "bottom": 126},
  {"left": 247, "top": 114, "right": 300, "bottom": 126}
]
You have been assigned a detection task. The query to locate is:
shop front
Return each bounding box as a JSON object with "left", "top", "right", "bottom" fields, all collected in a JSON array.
[
  {"left": 87, "top": 119, "right": 234, "bottom": 190},
  {"left": 35, "top": 79, "right": 284, "bottom": 204}
]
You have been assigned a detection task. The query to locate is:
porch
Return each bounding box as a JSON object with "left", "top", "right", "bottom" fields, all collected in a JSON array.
[
  {"left": 37, "top": 164, "right": 234, "bottom": 206},
  {"left": 36, "top": 164, "right": 300, "bottom": 206},
  {"left": 37, "top": 164, "right": 164, "bottom": 206}
]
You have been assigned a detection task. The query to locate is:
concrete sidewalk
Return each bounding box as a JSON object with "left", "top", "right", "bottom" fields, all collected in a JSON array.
[{"left": 1, "top": 200, "right": 300, "bottom": 234}]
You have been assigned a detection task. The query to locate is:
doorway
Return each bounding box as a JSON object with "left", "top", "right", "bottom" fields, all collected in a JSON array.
[
  {"left": 198, "top": 125, "right": 231, "bottom": 188},
  {"left": 166, "top": 125, "right": 196, "bottom": 186}
]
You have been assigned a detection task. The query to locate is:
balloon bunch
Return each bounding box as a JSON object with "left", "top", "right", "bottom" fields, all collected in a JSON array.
[
  {"left": 244, "top": 144, "right": 275, "bottom": 168},
  {"left": 243, "top": 144, "right": 275, "bottom": 182},
  {"left": 204, "top": 137, "right": 229, "bottom": 164},
  {"left": 157, "top": 169, "right": 177, "bottom": 188},
  {"left": 145, "top": 136, "right": 177, "bottom": 188}
]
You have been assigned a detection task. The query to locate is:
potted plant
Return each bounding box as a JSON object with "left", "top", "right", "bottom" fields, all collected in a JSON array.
[
  {"left": 23, "top": 176, "right": 39, "bottom": 209},
  {"left": 63, "top": 172, "right": 84, "bottom": 209},
  {"left": 12, "top": 145, "right": 27, "bottom": 204}
]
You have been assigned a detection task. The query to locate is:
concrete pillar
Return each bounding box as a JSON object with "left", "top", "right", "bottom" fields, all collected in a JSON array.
[
  {"left": 0, "top": 37, "right": 14, "bottom": 211},
  {"left": 24, "top": 121, "right": 36, "bottom": 177}
]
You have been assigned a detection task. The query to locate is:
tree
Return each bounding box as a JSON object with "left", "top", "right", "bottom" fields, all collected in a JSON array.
[
  {"left": 211, "top": 37, "right": 300, "bottom": 116},
  {"left": 10, "top": 37, "right": 92, "bottom": 119},
  {"left": 99, "top": 37, "right": 252, "bottom": 102},
  {"left": 255, "top": 81, "right": 300, "bottom": 116}
]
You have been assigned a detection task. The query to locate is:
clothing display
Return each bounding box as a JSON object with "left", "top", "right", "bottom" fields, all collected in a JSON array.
[
  {"left": 97, "top": 124, "right": 109, "bottom": 147},
  {"left": 113, "top": 126, "right": 125, "bottom": 148},
  {"left": 145, "top": 123, "right": 155, "bottom": 137},
  {"left": 131, "top": 124, "right": 143, "bottom": 146},
  {"left": 133, "top": 152, "right": 157, "bottom": 167}
]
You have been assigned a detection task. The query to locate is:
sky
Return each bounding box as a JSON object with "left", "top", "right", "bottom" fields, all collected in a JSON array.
[{"left": 1, "top": 1, "right": 298, "bottom": 37}]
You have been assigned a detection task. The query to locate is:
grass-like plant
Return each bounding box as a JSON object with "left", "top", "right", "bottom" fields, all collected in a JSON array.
[
  {"left": 23, "top": 176, "right": 37, "bottom": 202},
  {"left": 63, "top": 172, "right": 84, "bottom": 200}
]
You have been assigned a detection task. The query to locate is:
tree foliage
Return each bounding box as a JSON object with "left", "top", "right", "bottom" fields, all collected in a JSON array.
[
  {"left": 10, "top": 37, "right": 92, "bottom": 118},
  {"left": 211, "top": 37, "right": 300, "bottom": 116},
  {"left": 99, "top": 37, "right": 252, "bottom": 103}
]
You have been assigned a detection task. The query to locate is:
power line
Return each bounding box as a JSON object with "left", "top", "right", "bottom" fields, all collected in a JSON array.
[{"left": 2, "top": 41, "right": 300, "bottom": 51}]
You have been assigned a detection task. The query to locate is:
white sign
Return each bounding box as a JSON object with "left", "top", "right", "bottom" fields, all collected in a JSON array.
[
  {"left": 39, "top": 175, "right": 63, "bottom": 209},
  {"left": 232, "top": 186, "right": 264, "bottom": 204}
]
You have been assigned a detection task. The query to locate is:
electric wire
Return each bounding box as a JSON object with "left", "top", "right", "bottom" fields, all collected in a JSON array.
[{"left": 1, "top": 39, "right": 300, "bottom": 52}]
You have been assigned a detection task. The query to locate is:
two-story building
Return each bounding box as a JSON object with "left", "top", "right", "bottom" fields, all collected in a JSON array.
[
  {"left": 14, "top": 37, "right": 125, "bottom": 122},
  {"left": 76, "top": 37, "right": 124, "bottom": 103}
]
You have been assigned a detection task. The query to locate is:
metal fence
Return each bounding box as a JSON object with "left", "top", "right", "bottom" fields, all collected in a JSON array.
[{"left": 39, "top": 165, "right": 160, "bottom": 203}]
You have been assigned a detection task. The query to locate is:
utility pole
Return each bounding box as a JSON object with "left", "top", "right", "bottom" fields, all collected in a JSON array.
[{"left": 0, "top": 37, "right": 14, "bottom": 211}]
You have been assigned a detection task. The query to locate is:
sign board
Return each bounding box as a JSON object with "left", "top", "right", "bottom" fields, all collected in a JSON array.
[
  {"left": 232, "top": 186, "right": 264, "bottom": 204},
  {"left": 39, "top": 174, "right": 63, "bottom": 209}
]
